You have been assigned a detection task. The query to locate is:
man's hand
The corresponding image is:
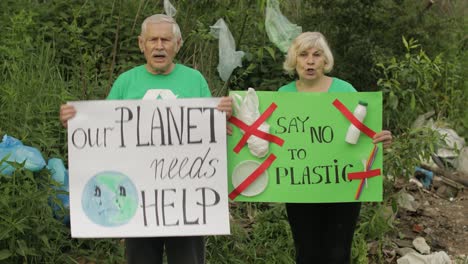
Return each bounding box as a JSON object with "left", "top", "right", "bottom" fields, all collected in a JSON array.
[
  {"left": 217, "top": 96, "right": 233, "bottom": 118},
  {"left": 60, "top": 104, "right": 76, "bottom": 128},
  {"left": 372, "top": 130, "right": 392, "bottom": 148},
  {"left": 217, "top": 96, "right": 233, "bottom": 135}
]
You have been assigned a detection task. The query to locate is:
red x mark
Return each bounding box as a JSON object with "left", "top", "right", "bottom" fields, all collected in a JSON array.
[
  {"left": 228, "top": 103, "right": 284, "bottom": 153},
  {"left": 229, "top": 154, "right": 276, "bottom": 200},
  {"left": 348, "top": 169, "right": 381, "bottom": 180},
  {"left": 334, "top": 99, "right": 381, "bottom": 200},
  {"left": 348, "top": 169, "right": 381, "bottom": 200},
  {"left": 332, "top": 99, "right": 376, "bottom": 138}
]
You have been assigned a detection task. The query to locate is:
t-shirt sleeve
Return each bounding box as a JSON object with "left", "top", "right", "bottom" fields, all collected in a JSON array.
[
  {"left": 107, "top": 76, "right": 124, "bottom": 100},
  {"left": 347, "top": 84, "right": 357, "bottom": 92},
  {"left": 198, "top": 73, "right": 211, "bottom": 98}
]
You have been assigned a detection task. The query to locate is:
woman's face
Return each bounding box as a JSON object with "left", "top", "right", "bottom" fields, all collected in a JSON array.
[{"left": 295, "top": 47, "right": 327, "bottom": 81}]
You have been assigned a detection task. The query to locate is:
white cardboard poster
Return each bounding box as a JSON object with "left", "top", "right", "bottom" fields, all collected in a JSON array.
[{"left": 67, "top": 98, "right": 230, "bottom": 238}]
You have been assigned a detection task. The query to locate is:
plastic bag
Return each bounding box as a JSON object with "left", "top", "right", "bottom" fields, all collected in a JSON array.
[
  {"left": 210, "top": 18, "right": 245, "bottom": 82},
  {"left": 265, "top": 0, "right": 302, "bottom": 53},
  {"left": 232, "top": 88, "right": 270, "bottom": 158},
  {"left": 47, "top": 158, "right": 70, "bottom": 224},
  {"left": 164, "top": 0, "right": 177, "bottom": 17},
  {"left": 397, "top": 251, "right": 452, "bottom": 264},
  {"left": 0, "top": 135, "right": 46, "bottom": 175}
]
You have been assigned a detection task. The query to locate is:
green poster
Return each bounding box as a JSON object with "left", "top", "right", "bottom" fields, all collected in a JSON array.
[{"left": 227, "top": 91, "right": 383, "bottom": 203}]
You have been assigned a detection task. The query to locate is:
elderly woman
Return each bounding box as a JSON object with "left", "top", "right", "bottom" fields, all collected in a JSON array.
[{"left": 279, "top": 32, "right": 392, "bottom": 264}]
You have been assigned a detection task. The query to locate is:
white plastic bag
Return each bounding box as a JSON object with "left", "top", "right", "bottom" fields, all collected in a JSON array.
[
  {"left": 265, "top": 0, "right": 302, "bottom": 53},
  {"left": 232, "top": 88, "right": 270, "bottom": 158},
  {"left": 164, "top": 0, "right": 177, "bottom": 17},
  {"left": 210, "top": 18, "right": 245, "bottom": 82}
]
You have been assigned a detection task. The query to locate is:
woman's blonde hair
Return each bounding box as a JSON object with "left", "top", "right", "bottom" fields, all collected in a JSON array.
[{"left": 283, "top": 32, "right": 334, "bottom": 75}]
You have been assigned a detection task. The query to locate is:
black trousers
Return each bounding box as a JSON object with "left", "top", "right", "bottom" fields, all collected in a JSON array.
[
  {"left": 125, "top": 236, "right": 205, "bottom": 264},
  {"left": 286, "top": 202, "right": 362, "bottom": 264}
]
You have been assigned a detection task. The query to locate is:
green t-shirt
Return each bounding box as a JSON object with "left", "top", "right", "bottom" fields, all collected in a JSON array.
[
  {"left": 107, "top": 64, "right": 211, "bottom": 100},
  {"left": 278, "top": 77, "right": 356, "bottom": 93}
]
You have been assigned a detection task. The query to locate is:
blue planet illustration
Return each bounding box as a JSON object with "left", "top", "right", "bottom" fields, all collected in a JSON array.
[{"left": 82, "top": 171, "right": 139, "bottom": 227}]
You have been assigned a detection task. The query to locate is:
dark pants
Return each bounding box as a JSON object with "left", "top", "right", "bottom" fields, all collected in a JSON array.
[
  {"left": 125, "top": 236, "right": 205, "bottom": 264},
  {"left": 286, "top": 202, "right": 361, "bottom": 264}
]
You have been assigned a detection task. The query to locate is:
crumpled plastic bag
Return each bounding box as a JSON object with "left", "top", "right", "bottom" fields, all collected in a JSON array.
[
  {"left": 412, "top": 112, "right": 465, "bottom": 158},
  {"left": 210, "top": 18, "right": 245, "bottom": 82},
  {"left": 397, "top": 251, "right": 452, "bottom": 264},
  {"left": 47, "top": 158, "right": 70, "bottom": 224},
  {"left": 265, "top": 0, "right": 302, "bottom": 53},
  {"left": 232, "top": 88, "right": 270, "bottom": 158},
  {"left": 456, "top": 147, "right": 468, "bottom": 174},
  {"left": 432, "top": 125, "right": 465, "bottom": 158},
  {"left": 0, "top": 135, "right": 46, "bottom": 175},
  {"left": 164, "top": 0, "right": 177, "bottom": 17}
]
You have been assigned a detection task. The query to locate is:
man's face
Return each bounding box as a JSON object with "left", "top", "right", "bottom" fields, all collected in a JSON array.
[{"left": 139, "top": 22, "right": 180, "bottom": 75}]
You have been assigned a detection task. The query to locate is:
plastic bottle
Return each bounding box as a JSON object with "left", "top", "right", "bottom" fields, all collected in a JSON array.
[{"left": 345, "top": 101, "right": 368, "bottom": 144}]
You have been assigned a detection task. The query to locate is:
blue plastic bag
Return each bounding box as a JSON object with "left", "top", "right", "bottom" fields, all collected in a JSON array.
[
  {"left": 47, "top": 158, "right": 70, "bottom": 224},
  {"left": 415, "top": 166, "right": 434, "bottom": 189},
  {"left": 0, "top": 135, "right": 46, "bottom": 175}
]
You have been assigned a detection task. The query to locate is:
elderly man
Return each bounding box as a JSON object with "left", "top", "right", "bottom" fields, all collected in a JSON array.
[{"left": 60, "top": 14, "right": 232, "bottom": 264}]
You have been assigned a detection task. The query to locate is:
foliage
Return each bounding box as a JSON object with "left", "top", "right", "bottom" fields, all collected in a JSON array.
[
  {"left": 376, "top": 37, "right": 466, "bottom": 180},
  {"left": 207, "top": 203, "right": 294, "bottom": 263},
  {"left": 0, "top": 165, "right": 124, "bottom": 263},
  {"left": 295, "top": 0, "right": 467, "bottom": 92},
  {"left": 377, "top": 37, "right": 466, "bottom": 136}
]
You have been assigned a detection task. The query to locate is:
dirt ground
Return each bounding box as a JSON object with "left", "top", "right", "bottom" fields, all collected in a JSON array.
[{"left": 382, "top": 179, "right": 468, "bottom": 263}]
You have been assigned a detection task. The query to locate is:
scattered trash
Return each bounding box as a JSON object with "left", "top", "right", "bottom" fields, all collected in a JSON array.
[
  {"left": 0, "top": 135, "right": 46, "bottom": 175},
  {"left": 412, "top": 224, "right": 424, "bottom": 233},
  {"left": 413, "top": 112, "right": 465, "bottom": 172},
  {"left": 436, "top": 183, "right": 459, "bottom": 199},
  {"left": 396, "top": 247, "right": 417, "bottom": 257},
  {"left": 0, "top": 134, "right": 70, "bottom": 224},
  {"left": 397, "top": 251, "right": 452, "bottom": 264},
  {"left": 395, "top": 239, "right": 415, "bottom": 249},
  {"left": 210, "top": 18, "right": 245, "bottom": 82},
  {"left": 397, "top": 191, "right": 420, "bottom": 212},
  {"left": 410, "top": 177, "right": 424, "bottom": 188},
  {"left": 47, "top": 158, "right": 70, "bottom": 224},
  {"left": 411, "top": 110, "right": 435, "bottom": 130},
  {"left": 413, "top": 237, "right": 431, "bottom": 254},
  {"left": 414, "top": 166, "right": 434, "bottom": 189},
  {"left": 456, "top": 147, "right": 468, "bottom": 175},
  {"left": 421, "top": 207, "right": 438, "bottom": 218},
  {"left": 432, "top": 125, "right": 465, "bottom": 159}
]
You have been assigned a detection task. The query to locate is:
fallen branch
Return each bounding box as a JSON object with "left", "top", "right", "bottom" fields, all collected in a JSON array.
[{"left": 421, "top": 163, "right": 468, "bottom": 188}]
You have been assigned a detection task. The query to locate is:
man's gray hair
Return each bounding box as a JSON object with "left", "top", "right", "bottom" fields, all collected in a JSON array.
[{"left": 141, "top": 14, "right": 183, "bottom": 47}]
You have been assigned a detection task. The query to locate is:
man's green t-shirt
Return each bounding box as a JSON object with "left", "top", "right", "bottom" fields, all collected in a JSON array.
[
  {"left": 278, "top": 77, "right": 356, "bottom": 92},
  {"left": 107, "top": 64, "right": 211, "bottom": 99}
]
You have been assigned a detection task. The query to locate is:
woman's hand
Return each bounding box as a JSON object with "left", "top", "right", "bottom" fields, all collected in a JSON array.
[{"left": 372, "top": 130, "right": 392, "bottom": 148}]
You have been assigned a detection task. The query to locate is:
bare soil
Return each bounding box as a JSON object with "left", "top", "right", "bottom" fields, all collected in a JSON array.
[{"left": 383, "top": 180, "right": 468, "bottom": 262}]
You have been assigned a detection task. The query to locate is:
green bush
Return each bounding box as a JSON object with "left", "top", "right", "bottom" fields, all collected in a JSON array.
[{"left": 0, "top": 166, "right": 125, "bottom": 263}]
